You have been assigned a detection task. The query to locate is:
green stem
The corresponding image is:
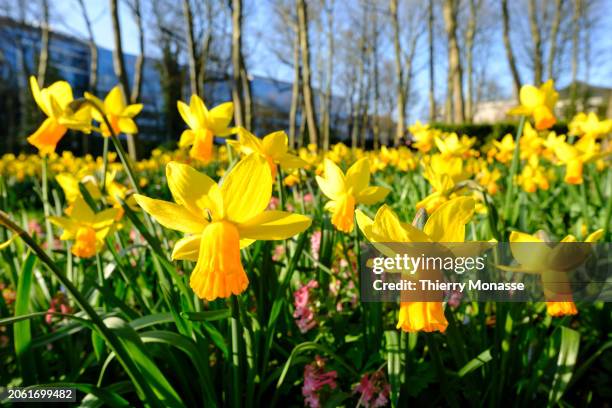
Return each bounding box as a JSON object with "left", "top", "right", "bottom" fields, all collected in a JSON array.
[
  {"left": 101, "top": 137, "right": 109, "bottom": 194},
  {"left": 41, "top": 157, "right": 54, "bottom": 254},
  {"left": 503, "top": 116, "right": 526, "bottom": 225},
  {"left": 230, "top": 295, "right": 242, "bottom": 408},
  {"left": 0, "top": 210, "right": 162, "bottom": 406}
]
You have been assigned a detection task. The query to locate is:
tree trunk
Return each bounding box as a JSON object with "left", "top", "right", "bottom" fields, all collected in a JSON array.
[
  {"left": 527, "top": 0, "right": 543, "bottom": 85},
  {"left": 390, "top": 0, "right": 405, "bottom": 144},
  {"left": 428, "top": 0, "right": 436, "bottom": 122},
  {"left": 464, "top": 0, "right": 478, "bottom": 123},
  {"left": 297, "top": 0, "right": 319, "bottom": 146},
  {"left": 109, "top": 0, "right": 137, "bottom": 160},
  {"left": 130, "top": 0, "right": 144, "bottom": 104},
  {"left": 546, "top": 0, "right": 563, "bottom": 81},
  {"left": 240, "top": 57, "right": 253, "bottom": 130},
  {"left": 183, "top": 0, "right": 199, "bottom": 96},
  {"left": 77, "top": 0, "right": 97, "bottom": 154},
  {"left": 36, "top": 0, "right": 49, "bottom": 87},
  {"left": 289, "top": 30, "right": 301, "bottom": 148},
  {"left": 501, "top": 0, "right": 521, "bottom": 99},
  {"left": 322, "top": 0, "right": 334, "bottom": 152},
  {"left": 443, "top": 0, "right": 465, "bottom": 124},
  {"left": 569, "top": 0, "right": 581, "bottom": 116},
  {"left": 230, "top": 0, "right": 245, "bottom": 127},
  {"left": 372, "top": 2, "right": 380, "bottom": 149}
]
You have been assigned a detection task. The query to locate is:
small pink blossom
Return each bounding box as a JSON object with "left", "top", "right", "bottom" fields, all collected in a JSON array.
[
  {"left": 354, "top": 371, "right": 391, "bottom": 408},
  {"left": 293, "top": 280, "right": 318, "bottom": 333},
  {"left": 267, "top": 196, "right": 280, "bottom": 210},
  {"left": 303, "top": 356, "right": 338, "bottom": 408},
  {"left": 310, "top": 231, "right": 322, "bottom": 260},
  {"left": 45, "top": 292, "right": 72, "bottom": 325},
  {"left": 28, "top": 219, "right": 43, "bottom": 236},
  {"left": 272, "top": 245, "right": 285, "bottom": 261}
]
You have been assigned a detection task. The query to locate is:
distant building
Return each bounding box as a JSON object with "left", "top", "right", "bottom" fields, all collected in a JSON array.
[
  {"left": 0, "top": 16, "right": 347, "bottom": 153},
  {"left": 473, "top": 82, "right": 611, "bottom": 124}
]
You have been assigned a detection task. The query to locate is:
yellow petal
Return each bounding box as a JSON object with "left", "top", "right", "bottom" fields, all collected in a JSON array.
[
  {"left": 93, "top": 208, "right": 120, "bottom": 230},
  {"left": 235, "top": 127, "right": 263, "bottom": 155},
  {"left": 345, "top": 158, "right": 370, "bottom": 194},
  {"left": 355, "top": 186, "right": 390, "bottom": 205},
  {"left": 70, "top": 196, "right": 96, "bottom": 224},
  {"left": 423, "top": 197, "right": 474, "bottom": 242},
  {"left": 104, "top": 86, "right": 126, "bottom": 116},
  {"left": 123, "top": 104, "right": 143, "bottom": 117},
  {"left": 355, "top": 209, "right": 374, "bottom": 240},
  {"left": 30, "top": 76, "right": 51, "bottom": 117},
  {"left": 47, "top": 80, "right": 74, "bottom": 109},
  {"left": 519, "top": 85, "right": 543, "bottom": 110},
  {"left": 508, "top": 231, "right": 550, "bottom": 270},
  {"left": 133, "top": 194, "right": 206, "bottom": 234},
  {"left": 178, "top": 100, "right": 197, "bottom": 130},
  {"left": 179, "top": 129, "right": 195, "bottom": 147},
  {"left": 27, "top": 118, "right": 67, "bottom": 155},
  {"left": 166, "top": 161, "right": 223, "bottom": 219},
  {"left": 585, "top": 229, "right": 604, "bottom": 242},
  {"left": 118, "top": 118, "right": 138, "bottom": 134},
  {"left": 238, "top": 210, "right": 311, "bottom": 240},
  {"left": 262, "top": 131, "right": 288, "bottom": 158},
  {"left": 172, "top": 235, "right": 200, "bottom": 261},
  {"left": 277, "top": 153, "right": 308, "bottom": 169},
  {"left": 316, "top": 159, "right": 346, "bottom": 200},
  {"left": 48, "top": 216, "right": 78, "bottom": 239},
  {"left": 0, "top": 234, "right": 18, "bottom": 250},
  {"left": 221, "top": 154, "right": 272, "bottom": 223},
  {"left": 207, "top": 102, "right": 234, "bottom": 135}
]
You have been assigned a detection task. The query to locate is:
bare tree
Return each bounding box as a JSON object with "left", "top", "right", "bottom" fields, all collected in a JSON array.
[
  {"left": 110, "top": 0, "right": 137, "bottom": 159},
  {"left": 442, "top": 0, "right": 464, "bottom": 123},
  {"left": 464, "top": 0, "right": 482, "bottom": 122},
  {"left": 126, "top": 0, "right": 144, "bottom": 104},
  {"left": 501, "top": 0, "right": 521, "bottom": 98},
  {"left": 321, "top": 0, "right": 334, "bottom": 151},
  {"left": 36, "top": 0, "right": 49, "bottom": 87},
  {"left": 76, "top": 0, "right": 97, "bottom": 93},
  {"left": 527, "top": 0, "right": 543, "bottom": 85},
  {"left": 546, "top": 0, "right": 563, "bottom": 81},
  {"left": 230, "top": 0, "right": 252, "bottom": 129},
  {"left": 569, "top": 0, "right": 582, "bottom": 115},
  {"left": 297, "top": 0, "right": 319, "bottom": 146},
  {"left": 428, "top": 0, "right": 436, "bottom": 122},
  {"left": 390, "top": 0, "right": 404, "bottom": 144},
  {"left": 183, "top": 0, "right": 199, "bottom": 95}
]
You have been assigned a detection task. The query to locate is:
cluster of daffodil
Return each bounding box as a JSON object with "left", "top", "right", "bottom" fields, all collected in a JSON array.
[{"left": 2, "top": 75, "right": 610, "bottom": 336}]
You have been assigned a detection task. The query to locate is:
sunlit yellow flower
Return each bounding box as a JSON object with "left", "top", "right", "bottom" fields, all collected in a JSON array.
[
  {"left": 28, "top": 77, "right": 92, "bottom": 155},
  {"left": 490, "top": 133, "right": 515, "bottom": 164},
  {"left": 434, "top": 133, "right": 475, "bottom": 158},
  {"left": 408, "top": 121, "right": 436, "bottom": 153},
  {"left": 548, "top": 135, "right": 599, "bottom": 184},
  {"left": 177, "top": 95, "right": 234, "bottom": 163},
  {"left": 49, "top": 196, "right": 119, "bottom": 258},
  {"left": 417, "top": 155, "right": 466, "bottom": 213},
  {"left": 316, "top": 158, "right": 390, "bottom": 233},
  {"left": 56, "top": 172, "right": 101, "bottom": 213},
  {"left": 517, "top": 157, "right": 550, "bottom": 193},
  {"left": 569, "top": 112, "right": 612, "bottom": 139},
  {"left": 134, "top": 154, "right": 311, "bottom": 301},
  {"left": 357, "top": 197, "right": 475, "bottom": 332},
  {"left": 85, "top": 86, "right": 142, "bottom": 136},
  {"left": 509, "top": 80, "right": 558, "bottom": 130},
  {"left": 228, "top": 127, "right": 306, "bottom": 179},
  {"left": 508, "top": 229, "right": 603, "bottom": 316}
]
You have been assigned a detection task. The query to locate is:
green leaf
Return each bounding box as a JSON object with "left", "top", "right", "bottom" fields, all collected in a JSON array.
[
  {"left": 385, "top": 330, "right": 401, "bottom": 406},
  {"left": 129, "top": 313, "right": 175, "bottom": 330},
  {"left": 457, "top": 348, "right": 492, "bottom": 377},
  {"left": 548, "top": 326, "right": 580, "bottom": 405},
  {"left": 180, "top": 309, "right": 231, "bottom": 322},
  {"left": 14, "top": 252, "right": 38, "bottom": 384}
]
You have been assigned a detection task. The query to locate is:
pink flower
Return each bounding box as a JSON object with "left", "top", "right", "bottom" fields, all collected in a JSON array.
[
  {"left": 45, "top": 292, "right": 72, "bottom": 325},
  {"left": 272, "top": 245, "right": 285, "bottom": 261},
  {"left": 293, "top": 280, "right": 319, "bottom": 333},
  {"left": 267, "top": 196, "right": 280, "bottom": 210},
  {"left": 303, "top": 193, "right": 314, "bottom": 204},
  {"left": 28, "top": 219, "right": 43, "bottom": 236},
  {"left": 303, "top": 356, "right": 338, "bottom": 408},
  {"left": 310, "top": 231, "right": 322, "bottom": 260},
  {"left": 354, "top": 371, "right": 390, "bottom": 408},
  {"left": 447, "top": 290, "right": 463, "bottom": 309}
]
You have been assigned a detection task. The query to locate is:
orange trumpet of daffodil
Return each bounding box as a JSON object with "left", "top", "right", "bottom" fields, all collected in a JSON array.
[
  {"left": 49, "top": 196, "right": 119, "bottom": 258},
  {"left": 228, "top": 127, "right": 307, "bottom": 179},
  {"left": 134, "top": 154, "right": 312, "bottom": 301},
  {"left": 356, "top": 197, "right": 475, "bottom": 333},
  {"left": 28, "top": 76, "right": 92, "bottom": 155},
  {"left": 85, "top": 86, "right": 143, "bottom": 136},
  {"left": 177, "top": 95, "right": 234, "bottom": 163},
  {"left": 508, "top": 229, "right": 603, "bottom": 317},
  {"left": 316, "top": 158, "right": 390, "bottom": 233},
  {"left": 509, "top": 80, "right": 558, "bottom": 130}
]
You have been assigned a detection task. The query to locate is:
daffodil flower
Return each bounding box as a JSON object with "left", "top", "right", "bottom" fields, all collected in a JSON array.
[
  {"left": 356, "top": 197, "right": 475, "bottom": 333},
  {"left": 177, "top": 95, "right": 234, "bottom": 163},
  {"left": 228, "top": 127, "right": 307, "bottom": 179},
  {"left": 548, "top": 136, "right": 600, "bottom": 184},
  {"left": 28, "top": 77, "right": 92, "bottom": 155},
  {"left": 85, "top": 86, "right": 142, "bottom": 137},
  {"left": 49, "top": 196, "right": 119, "bottom": 258},
  {"left": 509, "top": 80, "right": 558, "bottom": 130},
  {"left": 316, "top": 158, "right": 390, "bottom": 233},
  {"left": 508, "top": 229, "right": 603, "bottom": 317},
  {"left": 417, "top": 155, "right": 465, "bottom": 214},
  {"left": 569, "top": 112, "right": 612, "bottom": 139},
  {"left": 434, "top": 133, "right": 475, "bottom": 158},
  {"left": 134, "top": 154, "right": 312, "bottom": 301}
]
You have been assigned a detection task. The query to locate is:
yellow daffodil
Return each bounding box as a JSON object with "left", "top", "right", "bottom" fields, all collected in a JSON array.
[
  {"left": 434, "top": 133, "right": 475, "bottom": 158},
  {"left": 316, "top": 158, "right": 390, "bottom": 233},
  {"left": 228, "top": 127, "right": 307, "bottom": 179},
  {"left": 28, "top": 76, "right": 92, "bottom": 155},
  {"left": 549, "top": 136, "right": 600, "bottom": 184},
  {"left": 56, "top": 172, "right": 101, "bottom": 213},
  {"left": 85, "top": 86, "right": 143, "bottom": 136},
  {"left": 509, "top": 80, "right": 558, "bottom": 130},
  {"left": 177, "top": 95, "right": 234, "bottom": 163},
  {"left": 569, "top": 112, "right": 612, "bottom": 139},
  {"left": 417, "top": 155, "right": 466, "bottom": 214},
  {"left": 133, "top": 154, "right": 312, "bottom": 301},
  {"left": 517, "top": 157, "right": 550, "bottom": 193},
  {"left": 408, "top": 121, "right": 436, "bottom": 153},
  {"left": 356, "top": 197, "right": 475, "bottom": 332},
  {"left": 508, "top": 229, "right": 603, "bottom": 316},
  {"left": 49, "top": 196, "right": 119, "bottom": 258},
  {"left": 490, "top": 134, "right": 515, "bottom": 164}
]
